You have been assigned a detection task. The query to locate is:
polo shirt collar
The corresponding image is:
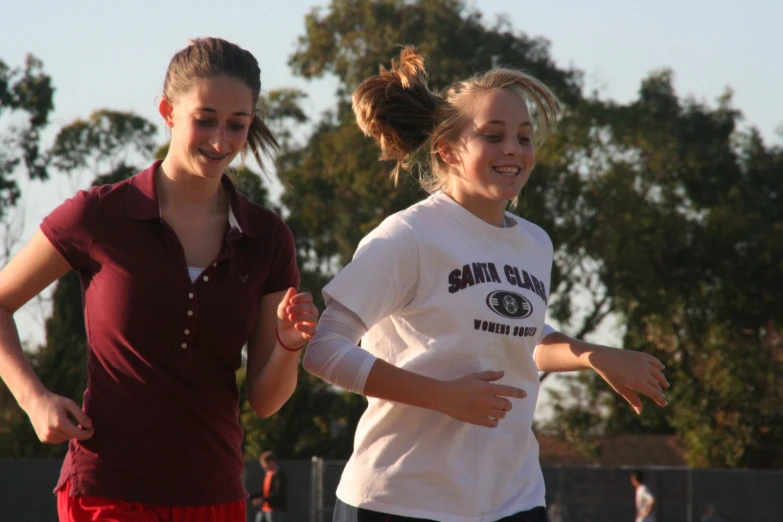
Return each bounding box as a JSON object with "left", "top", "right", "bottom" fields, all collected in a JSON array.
[{"left": 126, "top": 161, "right": 264, "bottom": 239}]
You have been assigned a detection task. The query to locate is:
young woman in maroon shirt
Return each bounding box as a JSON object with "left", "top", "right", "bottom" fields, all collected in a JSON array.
[{"left": 0, "top": 38, "right": 317, "bottom": 521}]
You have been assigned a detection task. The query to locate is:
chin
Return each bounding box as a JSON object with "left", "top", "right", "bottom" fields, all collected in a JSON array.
[{"left": 194, "top": 161, "right": 228, "bottom": 178}]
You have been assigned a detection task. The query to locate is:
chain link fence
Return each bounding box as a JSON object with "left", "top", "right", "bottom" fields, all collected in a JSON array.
[
  {"left": 3, "top": 459, "right": 782, "bottom": 521},
  {"left": 310, "top": 460, "right": 783, "bottom": 522}
]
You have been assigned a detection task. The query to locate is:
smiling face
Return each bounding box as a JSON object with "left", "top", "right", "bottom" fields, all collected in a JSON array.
[
  {"left": 160, "top": 75, "right": 255, "bottom": 180},
  {"left": 440, "top": 89, "right": 535, "bottom": 225}
]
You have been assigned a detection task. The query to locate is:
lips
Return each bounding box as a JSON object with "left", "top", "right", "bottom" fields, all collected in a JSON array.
[
  {"left": 199, "top": 148, "right": 230, "bottom": 161},
  {"left": 492, "top": 166, "right": 521, "bottom": 176}
]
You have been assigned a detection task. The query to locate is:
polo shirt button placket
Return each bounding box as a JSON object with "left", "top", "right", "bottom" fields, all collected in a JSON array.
[{"left": 183, "top": 290, "right": 196, "bottom": 351}]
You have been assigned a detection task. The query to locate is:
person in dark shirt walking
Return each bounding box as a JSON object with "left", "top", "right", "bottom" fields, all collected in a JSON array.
[{"left": 251, "top": 451, "right": 288, "bottom": 522}]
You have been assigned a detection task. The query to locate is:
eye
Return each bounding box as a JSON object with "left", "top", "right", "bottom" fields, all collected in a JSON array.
[
  {"left": 228, "top": 123, "right": 248, "bottom": 131},
  {"left": 196, "top": 119, "right": 217, "bottom": 128},
  {"left": 518, "top": 136, "right": 532, "bottom": 145},
  {"left": 483, "top": 134, "right": 503, "bottom": 142}
]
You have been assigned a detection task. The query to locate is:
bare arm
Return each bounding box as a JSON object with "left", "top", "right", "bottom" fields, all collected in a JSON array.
[
  {"left": 246, "top": 288, "right": 318, "bottom": 418},
  {"left": 305, "top": 301, "right": 528, "bottom": 428},
  {"left": 535, "top": 331, "right": 669, "bottom": 413},
  {"left": 364, "top": 360, "right": 527, "bottom": 428},
  {"left": 0, "top": 229, "right": 93, "bottom": 442}
]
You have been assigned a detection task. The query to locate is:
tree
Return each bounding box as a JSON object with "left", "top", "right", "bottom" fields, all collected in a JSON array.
[
  {"left": 0, "top": 54, "right": 55, "bottom": 455},
  {"left": 0, "top": 54, "right": 54, "bottom": 219},
  {"left": 0, "top": 111, "right": 158, "bottom": 457},
  {"left": 541, "top": 72, "right": 783, "bottom": 468}
]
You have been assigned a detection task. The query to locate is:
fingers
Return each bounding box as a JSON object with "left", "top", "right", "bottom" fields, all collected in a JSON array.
[
  {"left": 472, "top": 370, "right": 504, "bottom": 382},
  {"left": 621, "top": 388, "right": 643, "bottom": 415},
  {"left": 278, "top": 287, "right": 297, "bottom": 307},
  {"left": 492, "top": 397, "right": 513, "bottom": 411},
  {"left": 649, "top": 356, "right": 666, "bottom": 371},
  {"left": 490, "top": 384, "right": 527, "bottom": 399},
  {"left": 59, "top": 401, "right": 94, "bottom": 441},
  {"left": 476, "top": 416, "right": 500, "bottom": 428},
  {"left": 282, "top": 291, "right": 319, "bottom": 326},
  {"left": 60, "top": 422, "right": 94, "bottom": 442},
  {"left": 652, "top": 368, "right": 670, "bottom": 389},
  {"left": 286, "top": 290, "right": 315, "bottom": 305},
  {"left": 294, "top": 322, "right": 317, "bottom": 337},
  {"left": 35, "top": 398, "right": 94, "bottom": 444},
  {"left": 469, "top": 371, "right": 527, "bottom": 399},
  {"left": 64, "top": 400, "right": 93, "bottom": 431},
  {"left": 639, "top": 380, "right": 668, "bottom": 407}
]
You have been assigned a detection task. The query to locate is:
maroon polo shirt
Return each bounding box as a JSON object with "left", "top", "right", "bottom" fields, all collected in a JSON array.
[{"left": 40, "top": 161, "right": 299, "bottom": 506}]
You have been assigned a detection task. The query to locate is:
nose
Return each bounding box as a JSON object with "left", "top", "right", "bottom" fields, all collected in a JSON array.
[
  {"left": 503, "top": 136, "right": 523, "bottom": 155},
  {"left": 211, "top": 124, "right": 230, "bottom": 152}
]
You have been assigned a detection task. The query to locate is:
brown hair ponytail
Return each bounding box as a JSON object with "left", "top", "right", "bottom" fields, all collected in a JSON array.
[{"left": 352, "top": 46, "right": 442, "bottom": 183}]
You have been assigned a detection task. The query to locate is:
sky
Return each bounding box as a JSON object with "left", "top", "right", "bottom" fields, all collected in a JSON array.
[{"left": 2, "top": 0, "right": 782, "bottom": 419}]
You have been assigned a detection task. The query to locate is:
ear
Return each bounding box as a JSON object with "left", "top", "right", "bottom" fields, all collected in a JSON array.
[
  {"left": 436, "top": 141, "right": 460, "bottom": 167},
  {"left": 159, "top": 97, "right": 175, "bottom": 128}
]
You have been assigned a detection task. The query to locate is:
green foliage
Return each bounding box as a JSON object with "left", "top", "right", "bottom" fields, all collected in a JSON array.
[
  {"left": 0, "top": 110, "right": 157, "bottom": 457},
  {"left": 49, "top": 109, "right": 157, "bottom": 181},
  {"left": 540, "top": 72, "right": 783, "bottom": 468},
  {"left": 0, "top": 54, "right": 54, "bottom": 218}
]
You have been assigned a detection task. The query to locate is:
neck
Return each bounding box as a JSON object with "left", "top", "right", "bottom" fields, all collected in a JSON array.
[
  {"left": 157, "top": 158, "right": 226, "bottom": 216},
  {"left": 443, "top": 190, "right": 507, "bottom": 228}
]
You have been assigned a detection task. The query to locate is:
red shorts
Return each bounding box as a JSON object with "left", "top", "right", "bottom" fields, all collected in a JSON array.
[{"left": 56, "top": 480, "right": 246, "bottom": 522}]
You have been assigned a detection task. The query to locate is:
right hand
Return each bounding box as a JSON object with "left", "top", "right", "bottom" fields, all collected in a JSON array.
[
  {"left": 25, "top": 391, "right": 94, "bottom": 444},
  {"left": 436, "top": 370, "right": 526, "bottom": 428}
]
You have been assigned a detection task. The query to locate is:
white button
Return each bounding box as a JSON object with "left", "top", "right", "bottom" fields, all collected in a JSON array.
[
  {"left": 203, "top": 276, "right": 209, "bottom": 282},
  {"left": 184, "top": 329, "right": 190, "bottom": 335},
  {"left": 212, "top": 263, "right": 217, "bottom": 267},
  {"left": 187, "top": 310, "right": 193, "bottom": 316},
  {"left": 181, "top": 343, "right": 187, "bottom": 349},
  {"left": 188, "top": 293, "right": 194, "bottom": 299}
]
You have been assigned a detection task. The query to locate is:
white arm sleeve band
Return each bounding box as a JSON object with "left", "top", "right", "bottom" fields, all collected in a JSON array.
[
  {"left": 532, "top": 322, "right": 559, "bottom": 366},
  {"left": 302, "top": 300, "right": 377, "bottom": 394}
]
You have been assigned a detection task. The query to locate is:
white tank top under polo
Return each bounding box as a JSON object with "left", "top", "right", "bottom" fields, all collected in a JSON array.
[{"left": 322, "top": 192, "right": 554, "bottom": 522}]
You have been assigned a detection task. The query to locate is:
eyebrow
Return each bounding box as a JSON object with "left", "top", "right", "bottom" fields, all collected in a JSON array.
[
  {"left": 195, "top": 107, "right": 252, "bottom": 117},
  {"left": 485, "top": 119, "right": 533, "bottom": 128}
]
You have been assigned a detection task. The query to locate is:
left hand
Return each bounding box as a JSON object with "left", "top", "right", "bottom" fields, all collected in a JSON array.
[
  {"left": 276, "top": 287, "right": 319, "bottom": 351},
  {"left": 589, "top": 347, "right": 669, "bottom": 414}
]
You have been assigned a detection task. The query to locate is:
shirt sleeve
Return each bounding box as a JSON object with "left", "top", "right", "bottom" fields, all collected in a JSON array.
[
  {"left": 40, "top": 188, "right": 99, "bottom": 272},
  {"left": 302, "top": 300, "right": 376, "bottom": 394},
  {"left": 262, "top": 218, "right": 299, "bottom": 294},
  {"left": 322, "top": 216, "right": 419, "bottom": 329}
]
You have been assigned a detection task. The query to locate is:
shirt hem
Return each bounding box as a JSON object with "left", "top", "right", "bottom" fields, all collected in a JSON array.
[{"left": 337, "top": 491, "right": 545, "bottom": 522}]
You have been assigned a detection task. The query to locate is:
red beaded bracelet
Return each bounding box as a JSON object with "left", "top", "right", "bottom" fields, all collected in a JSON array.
[{"left": 276, "top": 328, "right": 303, "bottom": 352}]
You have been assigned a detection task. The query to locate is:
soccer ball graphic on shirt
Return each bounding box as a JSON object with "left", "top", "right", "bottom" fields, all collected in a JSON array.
[{"left": 486, "top": 290, "right": 533, "bottom": 319}]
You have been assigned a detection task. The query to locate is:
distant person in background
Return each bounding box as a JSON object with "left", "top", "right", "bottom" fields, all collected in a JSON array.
[
  {"left": 700, "top": 503, "right": 724, "bottom": 522},
  {"left": 631, "top": 470, "right": 655, "bottom": 522},
  {"left": 546, "top": 492, "right": 570, "bottom": 522},
  {"left": 251, "top": 451, "right": 288, "bottom": 522}
]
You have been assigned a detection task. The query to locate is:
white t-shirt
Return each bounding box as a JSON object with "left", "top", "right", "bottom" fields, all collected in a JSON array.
[
  {"left": 323, "top": 192, "right": 553, "bottom": 522},
  {"left": 635, "top": 485, "right": 655, "bottom": 522}
]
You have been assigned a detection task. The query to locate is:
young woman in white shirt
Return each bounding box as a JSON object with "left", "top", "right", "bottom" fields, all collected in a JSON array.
[{"left": 304, "top": 47, "right": 669, "bottom": 522}]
